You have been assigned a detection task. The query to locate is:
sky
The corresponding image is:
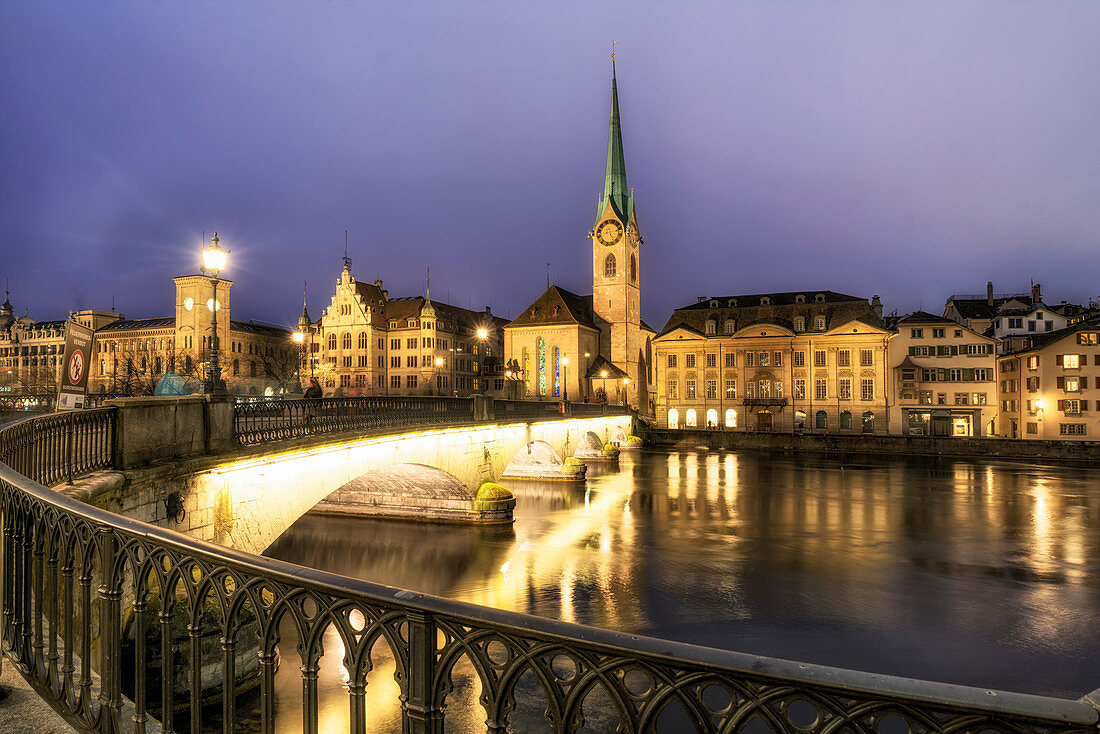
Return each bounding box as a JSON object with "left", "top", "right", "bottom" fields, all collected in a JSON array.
[{"left": 2, "top": 1, "right": 1098, "bottom": 330}]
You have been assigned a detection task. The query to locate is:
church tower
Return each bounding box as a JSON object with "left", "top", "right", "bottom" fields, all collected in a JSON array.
[{"left": 591, "top": 59, "right": 644, "bottom": 404}]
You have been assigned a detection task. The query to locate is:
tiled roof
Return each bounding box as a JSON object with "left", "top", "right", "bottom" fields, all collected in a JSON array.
[
  {"left": 585, "top": 355, "right": 628, "bottom": 380},
  {"left": 230, "top": 320, "right": 293, "bottom": 337},
  {"left": 1001, "top": 315, "right": 1100, "bottom": 355},
  {"left": 658, "top": 291, "right": 883, "bottom": 336},
  {"left": 383, "top": 297, "right": 507, "bottom": 334},
  {"left": 96, "top": 317, "right": 176, "bottom": 332},
  {"left": 506, "top": 286, "right": 599, "bottom": 329},
  {"left": 896, "top": 310, "right": 956, "bottom": 325}
]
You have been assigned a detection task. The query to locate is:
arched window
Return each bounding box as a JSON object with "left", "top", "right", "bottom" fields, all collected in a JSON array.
[
  {"left": 604, "top": 254, "right": 616, "bottom": 278},
  {"left": 553, "top": 347, "right": 560, "bottom": 397},
  {"left": 862, "top": 411, "right": 875, "bottom": 434},
  {"left": 815, "top": 410, "right": 828, "bottom": 429},
  {"left": 250, "top": 361, "right": 257, "bottom": 377},
  {"left": 725, "top": 408, "right": 737, "bottom": 428},
  {"left": 794, "top": 410, "right": 806, "bottom": 430},
  {"left": 232, "top": 359, "right": 239, "bottom": 376},
  {"left": 342, "top": 332, "right": 351, "bottom": 350},
  {"left": 522, "top": 347, "right": 531, "bottom": 396},
  {"left": 685, "top": 408, "right": 698, "bottom": 427},
  {"left": 537, "top": 337, "right": 546, "bottom": 396},
  {"left": 840, "top": 410, "right": 852, "bottom": 430},
  {"left": 706, "top": 408, "right": 718, "bottom": 428},
  {"left": 327, "top": 334, "right": 337, "bottom": 350},
  {"left": 358, "top": 332, "right": 368, "bottom": 349},
  {"left": 668, "top": 408, "right": 679, "bottom": 429},
  {"left": 630, "top": 254, "right": 637, "bottom": 283}
]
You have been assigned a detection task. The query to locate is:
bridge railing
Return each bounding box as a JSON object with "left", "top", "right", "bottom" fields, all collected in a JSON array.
[
  {"left": 2, "top": 410, "right": 1098, "bottom": 734},
  {"left": 0, "top": 407, "right": 116, "bottom": 486},
  {"left": 235, "top": 396, "right": 632, "bottom": 446}
]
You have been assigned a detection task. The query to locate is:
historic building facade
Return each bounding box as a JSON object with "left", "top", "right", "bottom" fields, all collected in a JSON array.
[
  {"left": 301, "top": 259, "right": 508, "bottom": 397},
  {"left": 996, "top": 316, "right": 1099, "bottom": 440},
  {"left": 505, "top": 62, "right": 655, "bottom": 411},
  {"left": 652, "top": 292, "right": 889, "bottom": 433},
  {"left": 886, "top": 311, "right": 997, "bottom": 437}
]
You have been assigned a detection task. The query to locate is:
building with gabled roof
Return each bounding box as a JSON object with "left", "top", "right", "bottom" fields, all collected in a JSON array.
[
  {"left": 505, "top": 61, "right": 656, "bottom": 410},
  {"left": 652, "top": 290, "right": 889, "bottom": 433}
]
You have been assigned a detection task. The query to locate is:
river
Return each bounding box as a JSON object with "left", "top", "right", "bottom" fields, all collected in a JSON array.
[{"left": 259, "top": 448, "right": 1100, "bottom": 731}]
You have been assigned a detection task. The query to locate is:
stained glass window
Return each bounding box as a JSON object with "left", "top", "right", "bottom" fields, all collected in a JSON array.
[
  {"left": 553, "top": 347, "right": 560, "bottom": 397},
  {"left": 523, "top": 347, "right": 531, "bottom": 396},
  {"left": 537, "top": 337, "right": 546, "bottom": 395}
]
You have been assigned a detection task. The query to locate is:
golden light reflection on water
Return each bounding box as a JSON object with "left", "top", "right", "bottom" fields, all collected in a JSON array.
[{"left": 262, "top": 449, "right": 1100, "bottom": 725}]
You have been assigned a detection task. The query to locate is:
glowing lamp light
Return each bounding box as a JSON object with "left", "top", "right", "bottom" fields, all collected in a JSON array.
[
  {"left": 561, "top": 357, "right": 569, "bottom": 366},
  {"left": 600, "top": 370, "right": 608, "bottom": 378},
  {"left": 292, "top": 332, "right": 304, "bottom": 344},
  {"left": 622, "top": 378, "right": 630, "bottom": 384},
  {"left": 505, "top": 370, "right": 512, "bottom": 378},
  {"left": 476, "top": 327, "right": 489, "bottom": 340},
  {"left": 1035, "top": 399, "right": 1045, "bottom": 411},
  {"left": 201, "top": 233, "right": 230, "bottom": 275},
  {"left": 434, "top": 357, "right": 444, "bottom": 367}
]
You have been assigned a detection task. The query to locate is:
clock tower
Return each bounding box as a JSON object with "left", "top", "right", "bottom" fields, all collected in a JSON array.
[{"left": 591, "top": 60, "right": 644, "bottom": 405}]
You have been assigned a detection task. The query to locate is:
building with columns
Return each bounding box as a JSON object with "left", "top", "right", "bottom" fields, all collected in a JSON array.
[{"left": 505, "top": 61, "right": 655, "bottom": 411}]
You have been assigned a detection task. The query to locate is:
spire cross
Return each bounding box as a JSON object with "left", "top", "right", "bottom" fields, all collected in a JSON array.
[{"left": 610, "top": 39, "right": 618, "bottom": 61}]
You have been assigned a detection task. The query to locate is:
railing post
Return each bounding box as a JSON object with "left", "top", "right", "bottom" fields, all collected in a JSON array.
[
  {"left": 97, "top": 527, "right": 123, "bottom": 733},
  {"left": 65, "top": 413, "right": 74, "bottom": 485},
  {"left": 402, "top": 609, "right": 443, "bottom": 734}
]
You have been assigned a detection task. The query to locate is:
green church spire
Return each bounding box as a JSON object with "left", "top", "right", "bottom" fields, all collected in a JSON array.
[{"left": 598, "top": 58, "right": 633, "bottom": 225}]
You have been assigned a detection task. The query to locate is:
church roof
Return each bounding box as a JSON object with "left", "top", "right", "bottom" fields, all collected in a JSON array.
[
  {"left": 506, "top": 286, "right": 599, "bottom": 330},
  {"left": 596, "top": 62, "right": 634, "bottom": 226}
]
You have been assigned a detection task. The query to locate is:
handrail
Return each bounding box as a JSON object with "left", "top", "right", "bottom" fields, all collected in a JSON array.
[{"left": 1, "top": 411, "right": 1097, "bottom": 733}]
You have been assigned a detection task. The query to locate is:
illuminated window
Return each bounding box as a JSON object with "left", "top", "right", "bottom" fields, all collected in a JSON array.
[
  {"left": 725, "top": 409, "right": 737, "bottom": 428},
  {"left": 685, "top": 409, "right": 697, "bottom": 427},
  {"left": 667, "top": 409, "right": 679, "bottom": 429},
  {"left": 706, "top": 409, "right": 718, "bottom": 427},
  {"left": 861, "top": 379, "right": 874, "bottom": 401},
  {"left": 1063, "top": 354, "right": 1080, "bottom": 368}
]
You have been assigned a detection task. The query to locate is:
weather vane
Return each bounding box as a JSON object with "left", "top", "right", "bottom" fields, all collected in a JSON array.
[{"left": 611, "top": 39, "right": 619, "bottom": 62}]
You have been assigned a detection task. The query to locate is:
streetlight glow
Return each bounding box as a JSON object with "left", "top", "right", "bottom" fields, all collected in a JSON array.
[
  {"left": 292, "top": 331, "right": 304, "bottom": 344},
  {"left": 200, "top": 233, "right": 229, "bottom": 275},
  {"left": 476, "top": 327, "right": 488, "bottom": 340}
]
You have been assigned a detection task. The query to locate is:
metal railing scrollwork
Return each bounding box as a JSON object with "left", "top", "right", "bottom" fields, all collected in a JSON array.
[{"left": 1, "top": 410, "right": 1098, "bottom": 734}]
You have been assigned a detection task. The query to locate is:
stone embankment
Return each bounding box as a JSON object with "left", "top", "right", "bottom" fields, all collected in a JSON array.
[{"left": 643, "top": 427, "right": 1100, "bottom": 463}]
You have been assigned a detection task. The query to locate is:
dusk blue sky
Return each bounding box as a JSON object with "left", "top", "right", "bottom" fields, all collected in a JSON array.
[{"left": 2, "top": 1, "right": 1098, "bottom": 330}]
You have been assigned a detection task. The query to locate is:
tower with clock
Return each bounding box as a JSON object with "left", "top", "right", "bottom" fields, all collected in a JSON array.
[
  {"left": 173, "top": 271, "right": 232, "bottom": 367},
  {"left": 590, "top": 59, "right": 648, "bottom": 407}
]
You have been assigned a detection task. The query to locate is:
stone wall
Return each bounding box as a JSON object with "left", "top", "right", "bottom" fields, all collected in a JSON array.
[
  {"left": 108, "top": 395, "right": 236, "bottom": 468},
  {"left": 643, "top": 427, "right": 1100, "bottom": 463}
]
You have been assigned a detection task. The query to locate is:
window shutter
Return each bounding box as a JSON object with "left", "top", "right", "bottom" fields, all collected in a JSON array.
[
  {"left": 1057, "top": 376, "right": 1065, "bottom": 388},
  {"left": 1056, "top": 354, "right": 1063, "bottom": 366},
  {"left": 1082, "top": 401, "right": 1089, "bottom": 411},
  {"left": 1057, "top": 400, "right": 1065, "bottom": 411},
  {"left": 1096, "top": 377, "right": 1100, "bottom": 389},
  {"left": 963, "top": 368, "right": 974, "bottom": 381},
  {"left": 950, "top": 345, "right": 959, "bottom": 356},
  {"left": 938, "top": 369, "right": 946, "bottom": 381},
  {"left": 908, "top": 346, "right": 916, "bottom": 356},
  {"left": 1082, "top": 354, "right": 1088, "bottom": 364}
]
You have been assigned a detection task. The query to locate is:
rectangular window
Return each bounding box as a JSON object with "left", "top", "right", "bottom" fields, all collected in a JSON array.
[
  {"left": 814, "top": 350, "right": 826, "bottom": 367},
  {"left": 667, "top": 354, "right": 678, "bottom": 368},
  {"left": 1064, "top": 399, "right": 1081, "bottom": 414},
  {"left": 340, "top": 374, "right": 351, "bottom": 387},
  {"left": 724, "top": 353, "right": 736, "bottom": 368},
  {"left": 406, "top": 356, "right": 418, "bottom": 368},
  {"left": 745, "top": 352, "right": 755, "bottom": 368},
  {"left": 954, "top": 393, "right": 968, "bottom": 405},
  {"left": 974, "top": 368, "right": 991, "bottom": 381},
  {"left": 1027, "top": 422, "right": 1038, "bottom": 434},
  {"left": 861, "top": 379, "right": 874, "bottom": 401},
  {"left": 706, "top": 353, "right": 717, "bottom": 368},
  {"left": 793, "top": 379, "right": 805, "bottom": 400},
  {"left": 1065, "top": 376, "right": 1080, "bottom": 392},
  {"left": 406, "top": 375, "right": 418, "bottom": 388},
  {"left": 948, "top": 368, "right": 962, "bottom": 381},
  {"left": 724, "top": 321, "right": 735, "bottom": 334},
  {"left": 685, "top": 354, "right": 696, "bottom": 369},
  {"left": 775, "top": 381, "right": 783, "bottom": 398},
  {"left": 1027, "top": 356, "right": 1039, "bottom": 369},
  {"left": 910, "top": 328, "right": 923, "bottom": 338},
  {"left": 793, "top": 352, "right": 805, "bottom": 367},
  {"left": 932, "top": 328, "right": 945, "bottom": 338},
  {"left": 706, "top": 380, "right": 717, "bottom": 399},
  {"left": 390, "top": 356, "right": 400, "bottom": 368},
  {"left": 814, "top": 379, "right": 827, "bottom": 400},
  {"left": 1009, "top": 318, "right": 1023, "bottom": 329},
  {"left": 745, "top": 382, "right": 756, "bottom": 398},
  {"left": 686, "top": 380, "right": 697, "bottom": 399},
  {"left": 725, "top": 380, "right": 736, "bottom": 398},
  {"left": 390, "top": 375, "right": 401, "bottom": 388},
  {"left": 773, "top": 352, "right": 782, "bottom": 367},
  {"left": 1060, "top": 423, "right": 1086, "bottom": 435},
  {"left": 860, "top": 349, "right": 873, "bottom": 367},
  {"left": 1063, "top": 354, "right": 1080, "bottom": 368},
  {"left": 837, "top": 350, "right": 851, "bottom": 367},
  {"left": 919, "top": 391, "right": 933, "bottom": 405},
  {"left": 973, "top": 392, "right": 987, "bottom": 405},
  {"left": 759, "top": 380, "right": 771, "bottom": 398},
  {"left": 667, "top": 380, "right": 678, "bottom": 400},
  {"left": 838, "top": 378, "right": 851, "bottom": 400},
  {"left": 758, "top": 352, "right": 770, "bottom": 367}
]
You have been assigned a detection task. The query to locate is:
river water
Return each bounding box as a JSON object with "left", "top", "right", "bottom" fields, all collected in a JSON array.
[{"left": 260, "top": 449, "right": 1100, "bottom": 731}]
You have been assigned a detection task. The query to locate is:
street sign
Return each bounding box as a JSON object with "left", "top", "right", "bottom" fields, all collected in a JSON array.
[{"left": 56, "top": 321, "right": 94, "bottom": 410}]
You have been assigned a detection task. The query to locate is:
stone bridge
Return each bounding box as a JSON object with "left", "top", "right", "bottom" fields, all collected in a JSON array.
[{"left": 70, "top": 396, "right": 634, "bottom": 556}]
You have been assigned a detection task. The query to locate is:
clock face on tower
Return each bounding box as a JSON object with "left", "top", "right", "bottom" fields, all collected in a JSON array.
[{"left": 596, "top": 219, "right": 623, "bottom": 246}]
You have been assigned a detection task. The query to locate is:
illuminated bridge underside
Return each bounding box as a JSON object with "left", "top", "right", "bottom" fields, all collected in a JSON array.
[{"left": 185, "top": 415, "right": 632, "bottom": 555}]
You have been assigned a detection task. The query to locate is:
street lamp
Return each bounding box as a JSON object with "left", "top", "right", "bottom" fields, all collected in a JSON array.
[
  {"left": 200, "top": 233, "right": 229, "bottom": 394},
  {"left": 621, "top": 377, "right": 630, "bottom": 406},
  {"left": 476, "top": 326, "right": 489, "bottom": 393},
  {"left": 292, "top": 331, "right": 306, "bottom": 391},
  {"left": 562, "top": 357, "right": 571, "bottom": 401},
  {"left": 434, "top": 356, "right": 444, "bottom": 395},
  {"left": 600, "top": 369, "right": 608, "bottom": 403}
]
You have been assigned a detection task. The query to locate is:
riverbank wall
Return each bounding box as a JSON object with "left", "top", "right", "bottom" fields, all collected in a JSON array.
[{"left": 642, "top": 427, "right": 1100, "bottom": 464}]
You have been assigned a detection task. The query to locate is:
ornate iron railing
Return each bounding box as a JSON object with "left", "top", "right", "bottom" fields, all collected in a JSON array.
[
  {"left": 234, "top": 396, "right": 474, "bottom": 446},
  {"left": 1, "top": 411, "right": 1098, "bottom": 734},
  {"left": 0, "top": 408, "right": 115, "bottom": 486}
]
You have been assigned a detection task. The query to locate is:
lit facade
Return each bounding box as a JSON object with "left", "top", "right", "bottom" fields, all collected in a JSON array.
[{"left": 653, "top": 292, "right": 889, "bottom": 433}]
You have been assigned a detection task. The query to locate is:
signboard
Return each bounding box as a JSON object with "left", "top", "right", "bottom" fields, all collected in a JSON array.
[{"left": 56, "top": 321, "right": 94, "bottom": 410}]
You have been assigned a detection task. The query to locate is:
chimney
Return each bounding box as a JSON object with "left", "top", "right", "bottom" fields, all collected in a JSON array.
[
  {"left": 986, "top": 282, "right": 994, "bottom": 307},
  {"left": 1031, "top": 283, "right": 1041, "bottom": 304},
  {"left": 697, "top": 296, "right": 707, "bottom": 303},
  {"left": 870, "top": 295, "right": 882, "bottom": 319},
  {"left": 485, "top": 306, "right": 492, "bottom": 316}
]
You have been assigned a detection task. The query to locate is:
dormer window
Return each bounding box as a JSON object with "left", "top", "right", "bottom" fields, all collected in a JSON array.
[
  {"left": 552, "top": 306, "right": 561, "bottom": 316},
  {"left": 815, "top": 294, "right": 826, "bottom": 303},
  {"left": 389, "top": 321, "right": 397, "bottom": 328},
  {"left": 760, "top": 297, "right": 772, "bottom": 306},
  {"left": 729, "top": 299, "right": 738, "bottom": 307},
  {"left": 709, "top": 300, "right": 719, "bottom": 309},
  {"left": 814, "top": 316, "right": 826, "bottom": 330},
  {"left": 794, "top": 317, "right": 805, "bottom": 332},
  {"left": 705, "top": 320, "right": 716, "bottom": 335},
  {"left": 724, "top": 321, "right": 735, "bottom": 334},
  {"left": 795, "top": 294, "right": 806, "bottom": 304}
]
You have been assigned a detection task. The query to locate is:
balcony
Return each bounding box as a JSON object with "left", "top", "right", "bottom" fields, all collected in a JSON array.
[{"left": 743, "top": 398, "right": 789, "bottom": 408}]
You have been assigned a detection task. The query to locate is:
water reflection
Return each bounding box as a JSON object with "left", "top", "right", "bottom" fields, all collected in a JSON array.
[{"left": 263, "top": 449, "right": 1100, "bottom": 730}]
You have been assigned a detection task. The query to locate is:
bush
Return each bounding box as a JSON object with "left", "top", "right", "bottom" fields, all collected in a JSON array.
[
  {"left": 602, "top": 442, "right": 620, "bottom": 457},
  {"left": 625, "top": 435, "right": 643, "bottom": 447}
]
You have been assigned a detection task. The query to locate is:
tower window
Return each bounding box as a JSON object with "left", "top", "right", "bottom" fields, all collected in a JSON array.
[
  {"left": 604, "top": 254, "right": 616, "bottom": 278},
  {"left": 630, "top": 254, "right": 637, "bottom": 283}
]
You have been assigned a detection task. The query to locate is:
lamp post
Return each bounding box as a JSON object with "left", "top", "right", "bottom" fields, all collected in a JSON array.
[
  {"left": 434, "top": 356, "right": 443, "bottom": 395},
  {"left": 561, "top": 356, "right": 569, "bottom": 401},
  {"left": 200, "top": 233, "right": 229, "bottom": 394},
  {"left": 584, "top": 352, "right": 590, "bottom": 401},
  {"left": 621, "top": 377, "right": 630, "bottom": 406},
  {"left": 600, "top": 369, "right": 608, "bottom": 403},
  {"left": 292, "top": 331, "right": 305, "bottom": 391},
  {"left": 476, "top": 327, "right": 489, "bottom": 393}
]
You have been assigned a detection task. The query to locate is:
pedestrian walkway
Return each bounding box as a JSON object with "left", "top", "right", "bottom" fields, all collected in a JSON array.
[{"left": 0, "top": 660, "right": 75, "bottom": 733}]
